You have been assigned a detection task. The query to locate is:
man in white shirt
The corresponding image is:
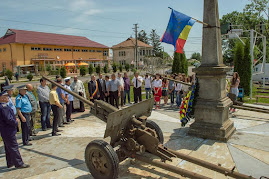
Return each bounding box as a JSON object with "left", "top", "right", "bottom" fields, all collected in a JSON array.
[
  {"left": 117, "top": 73, "right": 124, "bottom": 107},
  {"left": 132, "top": 72, "right": 143, "bottom": 103},
  {"left": 143, "top": 74, "right": 152, "bottom": 99}
]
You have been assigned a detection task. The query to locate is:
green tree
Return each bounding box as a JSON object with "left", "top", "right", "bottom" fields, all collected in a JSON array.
[
  {"left": 190, "top": 52, "right": 201, "bottom": 61},
  {"left": 149, "top": 29, "right": 162, "bottom": 57},
  {"left": 89, "top": 64, "right": 94, "bottom": 74},
  {"left": 96, "top": 65, "right": 101, "bottom": 74},
  {"left": 172, "top": 52, "right": 180, "bottom": 74},
  {"left": 242, "top": 39, "right": 252, "bottom": 96},
  {"left": 112, "top": 63, "right": 117, "bottom": 73},
  {"left": 5, "top": 69, "right": 13, "bottom": 81},
  {"left": 125, "top": 63, "right": 130, "bottom": 71},
  {"left": 60, "top": 67, "right": 67, "bottom": 78},
  {"left": 234, "top": 42, "right": 244, "bottom": 75},
  {"left": 119, "top": 64, "right": 123, "bottom": 72},
  {"left": 46, "top": 64, "right": 52, "bottom": 74},
  {"left": 138, "top": 30, "right": 148, "bottom": 44},
  {"left": 103, "top": 64, "right": 108, "bottom": 73},
  {"left": 80, "top": 66, "right": 86, "bottom": 76}
]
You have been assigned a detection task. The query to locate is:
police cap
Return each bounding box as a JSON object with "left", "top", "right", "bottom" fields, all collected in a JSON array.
[
  {"left": 17, "top": 85, "right": 28, "bottom": 90},
  {"left": 2, "top": 85, "right": 14, "bottom": 91}
]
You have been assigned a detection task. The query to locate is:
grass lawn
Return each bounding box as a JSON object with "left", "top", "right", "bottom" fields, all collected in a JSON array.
[{"left": 243, "top": 84, "right": 269, "bottom": 104}]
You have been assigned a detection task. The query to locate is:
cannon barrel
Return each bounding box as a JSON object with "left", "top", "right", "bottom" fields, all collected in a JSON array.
[
  {"left": 146, "top": 73, "right": 192, "bottom": 86},
  {"left": 42, "top": 75, "right": 94, "bottom": 107}
]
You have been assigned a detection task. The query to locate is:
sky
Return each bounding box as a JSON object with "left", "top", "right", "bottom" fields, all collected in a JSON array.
[{"left": 0, "top": 0, "right": 250, "bottom": 58}]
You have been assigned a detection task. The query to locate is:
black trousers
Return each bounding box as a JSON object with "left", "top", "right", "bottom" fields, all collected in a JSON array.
[
  {"left": 110, "top": 91, "right": 119, "bottom": 108},
  {"left": 51, "top": 105, "right": 60, "bottom": 134},
  {"left": 19, "top": 113, "right": 30, "bottom": 145},
  {"left": 133, "top": 87, "right": 142, "bottom": 103},
  {"left": 120, "top": 91, "right": 124, "bottom": 106},
  {"left": 2, "top": 134, "right": 24, "bottom": 167},
  {"left": 66, "top": 101, "right": 73, "bottom": 122},
  {"left": 105, "top": 92, "right": 109, "bottom": 103},
  {"left": 99, "top": 91, "right": 105, "bottom": 101}
]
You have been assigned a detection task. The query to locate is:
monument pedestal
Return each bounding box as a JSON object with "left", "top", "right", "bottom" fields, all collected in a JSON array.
[
  {"left": 188, "top": 0, "right": 235, "bottom": 141},
  {"left": 188, "top": 66, "right": 236, "bottom": 142}
]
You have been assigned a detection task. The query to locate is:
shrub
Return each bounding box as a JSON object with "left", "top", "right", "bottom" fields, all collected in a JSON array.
[
  {"left": 89, "top": 64, "right": 94, "bottom": 74},
  {"left": 125, "top": 63, "right": 130, "bottom": 71},
  {"left": 96, "top": 65, "right": 101, "bottom": 74},
  {"left": 60, "top": 67, "right": 67, "bottom": 78},
  {"left": 5, "top": 69, "right": 13, "bottom": 81},
  {"left": 46, "top": 65, "right": 52, "bottom": 74},
  {"left": 119, "top": 64, "right": 123, "bottom": 72},
  {"left": 112, "top": 63, "right": 117, "bottom": 73},
  {"left": 27, "top": 73, "right": 33, "bottom": 81},
  {"left": 104, "top": 64, "right": 108, "bottom": 73},
  {"left": 80, "top": 66, "right": 86, "bottom": 76}
]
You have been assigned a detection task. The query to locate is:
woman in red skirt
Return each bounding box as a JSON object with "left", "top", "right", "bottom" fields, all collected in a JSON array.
[{"left": 153, "top": 74, "right": 162, "bottom": 109}]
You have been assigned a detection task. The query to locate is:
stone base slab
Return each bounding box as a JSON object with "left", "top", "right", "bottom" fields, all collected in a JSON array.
[{"left": 188, "top": 118, "right": 236, "bottom": 142}]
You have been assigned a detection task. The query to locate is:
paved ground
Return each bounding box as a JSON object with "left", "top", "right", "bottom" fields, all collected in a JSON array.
[{"left": 0, "top": 102, "right": 269, "bottom": 179}]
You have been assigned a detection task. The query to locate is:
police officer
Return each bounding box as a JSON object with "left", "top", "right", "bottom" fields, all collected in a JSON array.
[
  {"left": 0, "top": 90, "right": 30, "bottom": 168},
  {"left": 26, "top": 84, "right": 38, "bottom": 136},
  {"left": 15, "top": 85, "right": 32, "bottom": 146},
  {"left": 2, "top": 85, "right": 16, "bottom": 115}
]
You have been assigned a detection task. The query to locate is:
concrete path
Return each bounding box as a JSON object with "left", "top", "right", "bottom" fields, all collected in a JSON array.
[{"left": 0, "top": 104, "right": 269, "bottom": 178}]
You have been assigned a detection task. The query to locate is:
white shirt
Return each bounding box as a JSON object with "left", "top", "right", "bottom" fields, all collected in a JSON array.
[
  {"left": 153, "top": 79, "right": 162, "bottom": 88},
  {"left": 132, "top": 76, "right": 143, "bottom": 88},
  {"left": 143, "top": 77, "right": 152, "bottom": 88},
  {"left": 174, "top": 83, "right": 182, "bottom": 91},
  {"left": 182, "top": 85, "right": 189, "bottom": 92}
]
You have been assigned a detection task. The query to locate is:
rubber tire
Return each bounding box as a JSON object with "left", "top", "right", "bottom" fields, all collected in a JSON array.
[
  {"left": 85, "top": 140, "right": 119, "bottom": 179},
  {"left": 146, "top": 120, "right": 164, "bottom": 144}
]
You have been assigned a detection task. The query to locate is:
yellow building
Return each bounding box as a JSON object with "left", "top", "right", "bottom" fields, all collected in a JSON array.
[{"left": 0, "top": 29, "right": 109, "bottom": 75}]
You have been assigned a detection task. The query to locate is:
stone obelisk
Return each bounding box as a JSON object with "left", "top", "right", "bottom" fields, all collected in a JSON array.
[{"left": 188, "top": 0, "right": 236, "bottom": 141}]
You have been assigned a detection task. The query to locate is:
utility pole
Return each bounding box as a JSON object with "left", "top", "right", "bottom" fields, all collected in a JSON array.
[
  {"left": 250, "top": 29, "right": 254, "bottom": 99},
  {"left": 133, "top": 24, "right": 138, "bottom": 69}
]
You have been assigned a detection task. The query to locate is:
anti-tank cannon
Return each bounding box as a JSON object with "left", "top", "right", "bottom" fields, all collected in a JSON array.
[{"left": 43, "top": 76, "right": 254, "bottom": 179}]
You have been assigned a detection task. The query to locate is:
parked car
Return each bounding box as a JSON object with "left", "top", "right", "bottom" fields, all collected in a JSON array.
[{"left": 165, "top": 69, "right": 172, "bottom": 74}]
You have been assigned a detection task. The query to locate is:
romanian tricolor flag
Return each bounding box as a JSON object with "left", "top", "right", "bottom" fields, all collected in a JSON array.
[{"left": 161, "top": 9, "right": 195, "bottom": 54}]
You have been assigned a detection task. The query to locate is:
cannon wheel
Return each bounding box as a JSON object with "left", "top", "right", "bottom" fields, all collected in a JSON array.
[
  {"left": 146, "top": 120, "right": 164, "bottom": 144},
  {"left": 85, "top": 140, "right": 119, "bottom": 179}
]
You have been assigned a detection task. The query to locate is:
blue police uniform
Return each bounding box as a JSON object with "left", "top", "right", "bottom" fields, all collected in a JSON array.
[
  {"left": 0, "top": 102, "right": 24, "bottom": 167},
  {"left": 15, "top": 94, "right": 32, "bottom": 145},
  {"left": 8, "top": 96, "right": 17, "bottom": 115}
]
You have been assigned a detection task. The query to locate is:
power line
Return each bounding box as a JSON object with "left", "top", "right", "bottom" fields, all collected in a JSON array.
[{"left": 0, "top": 18, "right": 130, "bottom": 35}]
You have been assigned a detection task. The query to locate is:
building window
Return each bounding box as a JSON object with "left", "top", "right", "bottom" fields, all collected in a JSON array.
[
  {"left": 31, "top": 47, "right": 41, "bottom": 51},
  {"left": 73, "top": 49, "right": 80, "bottom": 52},
  {"left": 82, "top": 49, "right": 88, "bottom": 52},
  {"left": 143, "top": 50, "right": 145, "bottom": 56},
  {"left": 119, "top": 51, "right": 126, "bottom": 56},
  {"left": 89, "top": 50, "right": 95, "bottom": 52},
  {"left": 97, "top": 50, "right": 102, "bottom": 53},
  {"left": 64, "top": 48, "right": 72, "bottom": 52},
  {"left": 0, "top": 48, "right": 1, "bottom": 52},
  {"left": 3, "top": 48, "right": 6, "bottom": 52},
  {"left": 54, "top": 48, "right": 62, "bottom": 51},
  {"left": 43, "top": 48, "right": 52, "bottom": 51},
  {"left": 103, "top": 51, "right": 108, "bottom": 56}
]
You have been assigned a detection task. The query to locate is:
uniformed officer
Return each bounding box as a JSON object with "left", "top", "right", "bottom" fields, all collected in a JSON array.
[
  {"left": 0, "top": 90, "right": 30, "bottom": 169},
  {"left": 15, "top": 85, "right": 32, "bottom": 146},
  {"left": 2, "top": 85, "right": 16, "bottom": 115}
]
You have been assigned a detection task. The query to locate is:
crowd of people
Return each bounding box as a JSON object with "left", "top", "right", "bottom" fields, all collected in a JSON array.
[{"left": 0, "top": 70, "right": 241, "bottom": 170}]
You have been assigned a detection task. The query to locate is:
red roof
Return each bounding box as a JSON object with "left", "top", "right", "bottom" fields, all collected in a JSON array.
[{"left": 0, "top": 29, "right": 109, "bottom": 48}]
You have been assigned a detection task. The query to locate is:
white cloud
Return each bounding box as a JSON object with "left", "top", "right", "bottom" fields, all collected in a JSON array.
[{"left": 69, "top": 0, "right": 95, "bottom": 11}]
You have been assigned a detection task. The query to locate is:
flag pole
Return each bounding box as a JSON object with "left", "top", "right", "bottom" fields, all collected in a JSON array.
[{"left": 168, "top": 7, "right": 210, "bottom": 27}]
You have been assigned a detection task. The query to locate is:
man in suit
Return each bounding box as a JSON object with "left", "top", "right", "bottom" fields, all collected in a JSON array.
[
  {"left": 88, "top": 75, "right": 100, "bottom": 103},
  {"left": 97, "top": 74, "right": 106, "bottom": 101}
]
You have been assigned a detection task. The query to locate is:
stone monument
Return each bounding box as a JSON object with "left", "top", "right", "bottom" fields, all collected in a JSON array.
[{"left": 188, "top": 0, "right": 236, "bottom": 141}]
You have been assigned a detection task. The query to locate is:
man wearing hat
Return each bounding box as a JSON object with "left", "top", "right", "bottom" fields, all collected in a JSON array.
[
  {"left": 64, "top": 77, "right": 74, "bottom": 123},
  {"left": 0, "top": 90, "right": 30, "bottom": 169},
  {"left": 15, "top": 85, "right": 32, "bottom": 146},
  {"left": 3, "top": 85, "right": 16, "bottom": 115}
]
